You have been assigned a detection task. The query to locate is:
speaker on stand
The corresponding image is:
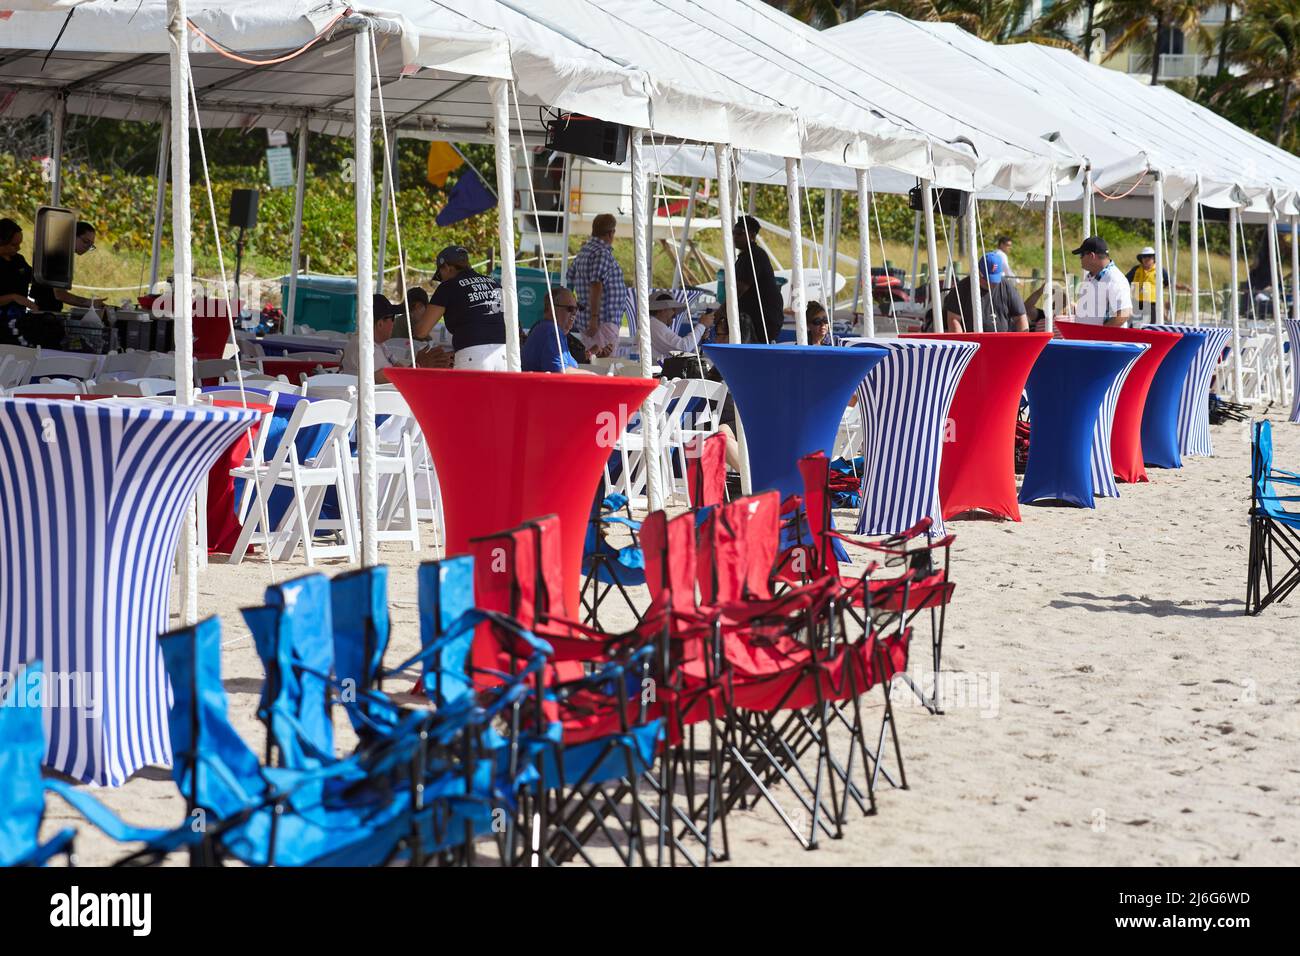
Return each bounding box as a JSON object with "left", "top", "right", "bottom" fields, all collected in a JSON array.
[{"left": 229, "top": 189, "right": 259, "bottom": 317}]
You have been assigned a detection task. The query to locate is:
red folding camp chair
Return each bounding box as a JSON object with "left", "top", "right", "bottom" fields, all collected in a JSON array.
[
  {"left": 782, "top": 451, "right": 956, "bottom": 717},
  {"left": 686, "top": 432, "right": 727, "bottom": 509}
]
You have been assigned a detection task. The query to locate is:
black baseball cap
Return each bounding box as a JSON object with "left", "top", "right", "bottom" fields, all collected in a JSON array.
[
  {"left": 734, "top": 215, "right": 761, "bottom": 237},
  {"left": 372, "top": 293, "right": 403, "bottom": 319},
  {"left": 1071, "top": 236, "right": 1109, "bottom": 256},
  {"left": 436, "top": 245, "right": 471, "bottom": 269}
]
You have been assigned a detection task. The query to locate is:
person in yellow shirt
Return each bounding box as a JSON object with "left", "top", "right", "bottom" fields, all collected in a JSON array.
[{"left": 1125, "top": 246, "right": 1171, "bottom": 323}]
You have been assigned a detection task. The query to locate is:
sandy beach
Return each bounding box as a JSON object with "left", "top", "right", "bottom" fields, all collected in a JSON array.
[{"left": 42, "top": 408, "right": 1300, "bottom": 867}]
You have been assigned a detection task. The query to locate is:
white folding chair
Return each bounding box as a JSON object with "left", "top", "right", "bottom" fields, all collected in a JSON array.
[
  {"left": 0, "top": 355, "right": 26, "bottom": 390},
  {"left": 8, "top": 382, "right": 83, "bottom": 396},
  {"left": 603, "top": 380, "right": 672, "bottom": 510},
  {"left": 355, "top": 390, "right": 423, "bottom": 552},
  {"left": 86, "top": 380, "right": 146, "bottom": 397},
  {"left": 284, "top": 350, "right": 344, "bottom": 363},
  {"left": 143, "top": 355, "right": 176, "bottom": 378},
  {"left": 195, "top": 358, "right": 239, "bottom": 382},
  {"left": 95, "top": 351, "right": 154, "bottom": 382},
  {"left": 127, "top": 377, "right": 182, "bottom": 397},
  {"left": 28, "top": 354, "right": 99, "bottom": 383},
  {"left": 238, "top": 373, "right": 291, "bottom": 386},
  {"left": 300, "top": 372, "right": 360, "bottom": 397},
  {"left": 227, "top": 398, "right": 359, "bottom": 567}
]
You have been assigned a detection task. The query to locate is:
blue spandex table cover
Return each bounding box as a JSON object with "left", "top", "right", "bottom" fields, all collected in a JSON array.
[
  {"left": 1147, "top": 325, "right": 1234, "bottom": 456},
  {"left": 1021, "top": 340, "right": 1146, "bottom": 508},
  {"left": 1287, "top": 320, "right": 1300, "bottom": 425},
  {"left": 842, "top": 338, "right": 979, "bottom": 536},
  {"left": 0, "top": 398, "right": 260, "bottom": 786},
  {"left": 703, "top": 343, "right": 889, "bottom": 498},
  {"left": 1139, "top": 328, "right": 1206, "bottom": 469}
]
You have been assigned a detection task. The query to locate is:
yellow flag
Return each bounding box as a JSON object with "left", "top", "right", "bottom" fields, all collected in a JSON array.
[{"left": 426, "top": 141, "right": 463, "bottom": 188}]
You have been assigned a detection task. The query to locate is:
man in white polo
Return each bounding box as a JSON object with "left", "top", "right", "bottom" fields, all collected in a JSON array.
[{"left": 1072, "top": 236, "right": 1132, "bottom": 327}]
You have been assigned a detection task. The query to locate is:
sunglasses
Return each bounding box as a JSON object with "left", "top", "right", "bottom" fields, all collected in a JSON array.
[{"left": 554, "top": 304, "right": 579, "bottom": 313}]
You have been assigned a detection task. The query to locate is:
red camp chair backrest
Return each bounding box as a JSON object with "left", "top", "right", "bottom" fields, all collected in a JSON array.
[
  {"left": 470, "top": 523, "right": 538, "bottom": 678},
  {"left": 797, "top": 451, "right": 840, "bottom": 578},
  {"left": 642, "top": 510, "right": 698, "bottom": 615},
  {"left": 528, "top": 514, "right": 568, "bottom": 623},
  {"left": 730, "top": 492, "right": 780, "bottom": 600},
  {"left": 686, "top": 433, "right": 727, "bottom": 509},
  {"left": 697, "top": 504, "right": 747, "bottom": 607}
]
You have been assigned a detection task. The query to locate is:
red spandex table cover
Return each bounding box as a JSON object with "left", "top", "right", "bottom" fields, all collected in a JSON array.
[
  {"left": 1055, "top": 322, "right": 1179, "bottom": 483},
  {"left": 204, "top": 400, "right": 271, "bottom": 553},
  {"left": 386, "top": 368, "right": 658, "bottom": 613},
  {"left": 905, "top": 332, "right": 1051, "bottom": 520}
]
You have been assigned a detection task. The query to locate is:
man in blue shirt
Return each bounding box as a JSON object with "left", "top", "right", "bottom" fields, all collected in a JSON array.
[{"left": 522, "top": 286, "right": 586, "bottom": 373}]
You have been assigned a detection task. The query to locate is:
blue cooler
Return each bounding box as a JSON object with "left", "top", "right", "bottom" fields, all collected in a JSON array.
[{"left": 280, "top": 273, "right": 358, "bottom": 333}]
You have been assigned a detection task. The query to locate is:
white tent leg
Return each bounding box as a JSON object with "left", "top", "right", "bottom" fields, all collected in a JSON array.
[
  {"left": 715, "top": 143, "right": 749, "bottom": 494},
  {"left": 631, "top": 129, "right": 662, "bottom": 511},
  {"left": 50, "top": 94, "right": 66, "bottom": 206},
  {"left": 559, "top": 152, "right": 573, "bottom": 279},
  {"left": 376, "top": 124, "right": 393, "bottom": 288},
  {"left": 491, "top": 80, "right": 521, "bottom": 372},
  {"left": 1229, "top": 207, "right": 1244, "bottom": 402},
  {"left": 921, "top": 180, "right": 942, "bottom": 331},
  {"left": 1081, "top": 165, "right": 1093, "bottom": 240},
  {"left": 1268, "top": 207, "right": 1289, "bottom": 405},
  {"left": 1043, "top": 186, "right": 1055, "bottom": 334},
  {"left": 822, "top": 189, "right": 834, "bottom": 314},
  {"left": 1292, "top": 214, "right": 1299, "bottom": 341},
  {"left": 149, "top": 123, "right": 170, "bottom": 292},
  {"left": 354, "top": 28, "right": 378, "bottom": 568},
  {"left": 909, "top": 210, "right": 921, "bottom": 298},
  {"left": 856, "top": 168, "right": 874, "bottom": 339},
  {"left": 285, "top": 116, "right": 309, "bottom": 334},
  {"left": 785, "top": 158, "right": 807, "bottom": 345},
  {"left": 1189, "top": 185, "right": 1200, "bottom": 326},
  {"left": 966, "top": 197, "right": 983, "bottom": 332},
  {"left": 168, "top": 0, "right": 198, "bottom": 623},
  {"left": 1170, "top": 201, "right": 1180, "bottom": 323},
  {"left": 1154, "top": 175, "right": 1165, "bottom": 325},
  {"left": 676, "top": 177, "right": 698, "bottom": 288}
]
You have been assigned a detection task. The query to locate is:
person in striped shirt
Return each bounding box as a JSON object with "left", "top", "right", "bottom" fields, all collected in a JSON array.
[{"left": 566, "top": 213, "right": 623, "bottom": 357}]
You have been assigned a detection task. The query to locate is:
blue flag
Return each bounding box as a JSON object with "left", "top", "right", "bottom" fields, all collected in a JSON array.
[{"left": 436, "top": 169, "right": 496, "bottom": 226}]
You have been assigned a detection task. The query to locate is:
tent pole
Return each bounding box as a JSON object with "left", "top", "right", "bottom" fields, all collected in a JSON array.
[
  {"left": 559, "top": 152, "right": 573, "bottom": 279},
  {"left": 1153, "top": 174, "right": 1165, "bottom": 325},
  {"left": 1268, "top": 206, "right": 1289, "bottom": 405},
  {"left": 375, "top": 123, "right": 393, "bottom": 289},
  {"left": 285, "top": 115, "right": 309, "bottom": 334},
  {"left": 167, "top": 0, "right": 198, "bottom": 623},
  {"left": 677, "top": 177, "right": 698, "bottom": 288},
  {"left": 1229, "top": 207, "right": 1244, "bottom": 402},
  {"left": 354, "top": 27, "right": 378, "bottom": 568},
  {"left": 966, "top": 196, "right": 983, "bottom": 332},
  {"left": 1189, "top": 184, "right": 1200, "bottom": 327},
  {"left": 822, "top": 188, "right": 834, "bottom": 313},
  {"left": 630, "top": 129, "right": 663, "bottom": 512},
  {"left": 830, "top": 189, "right": 842, "bottom": 318},
  {"left": 921, "top": 180, "right": 942, "bottom": 331},
  {"left": 715, "top": 143, "right": 750, "bottom": 494},
  {"left": 50, "top": 94, "right": 66, "bottom": 206},
  {"left": 856, "top": 168, "right": 874, "bottom": 339},
  {"left": 1043, "top": 185, "right": 1055, "bottom": 335},
  {"left": 1292, "top": 213, "right": 1299, "bottom": 341},
  {"left": 1081, "top": 165, "right": 1092, "bottom": 240},
  {"left": 785, "top": 158, "right": 807, "bottom": 345},
  {"left": 149, "top": 122, "right": 170, "bottom": 293},
  {"left": 490, "top": 79, "right": 521, "bottom": 372}
]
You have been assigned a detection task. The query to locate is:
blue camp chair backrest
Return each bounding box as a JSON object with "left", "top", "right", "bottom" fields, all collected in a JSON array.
[
  {"left": 242, "top": 573, "right": 336, "bottom": 769},
  {"left": 418, "top": 555, "right": 476, "bottom": 708},
  {"left": 0, "top": 663, "right": 46, "bottom": 866},
  {"left": 159, "top": 618, "right": 275, "bottom": 825},
  {"left": 330, "top": 566, "right": 391, "bottom": 734}
]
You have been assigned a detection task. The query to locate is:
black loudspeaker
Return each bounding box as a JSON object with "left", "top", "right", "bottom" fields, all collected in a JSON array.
[
  {"left": 32, "top": 205, "right": 77, "bottom": 290},
  {"left": 908, "top": 182, "right": 970, "bottom": 218},
  {"left": 229, "top": 189, "right": 260, "bottom": 230},
  {"left": 545, "top": 114, "right": 629, "bottom": 165}
]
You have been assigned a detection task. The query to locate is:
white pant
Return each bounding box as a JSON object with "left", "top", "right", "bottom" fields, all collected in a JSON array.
[{"left": 454, "top": 343, "right": 507, "bottom": 371}]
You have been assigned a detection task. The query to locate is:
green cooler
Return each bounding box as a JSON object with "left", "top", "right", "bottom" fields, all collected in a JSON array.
[
  {"left": 491, "top": 266, "right": 561, "bottom": 330},
  {"left": 280, "top": 273, "right": 358, "bottom": 333}
]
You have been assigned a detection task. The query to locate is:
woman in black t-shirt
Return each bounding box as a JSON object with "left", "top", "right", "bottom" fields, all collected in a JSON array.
[
  {"left": 426, "top": 245, "right": 508, "bottom": 370},
  {"left": 0, "top": 218, "right": 36, "bottom": 318}
]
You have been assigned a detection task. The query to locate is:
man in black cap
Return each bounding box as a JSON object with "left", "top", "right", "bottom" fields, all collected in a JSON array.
[
  {"left": 426, "top": 245, "right": 508, "bottom": 369},
  {"left": 733, "top": 215, "right": 786, "bottom": 343},
  {"left": 343, "top": 293, "right": 446, "bottom": 384},
  {"left": 1072, "top": 236, "right": 1132, "bottom": 327}
]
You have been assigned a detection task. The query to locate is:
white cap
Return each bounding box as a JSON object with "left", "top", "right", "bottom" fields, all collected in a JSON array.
[{"left": 1138, "top": 246, "right": 1156, "bottom": 257}]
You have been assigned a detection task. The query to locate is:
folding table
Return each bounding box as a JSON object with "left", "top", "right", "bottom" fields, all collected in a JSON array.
[
  {"left": 1019, "top": 340, "right": 1146, "bottom": 507},
  {"left": 0, "top": 398, "right": 259, "bottom": 786},
  {"left": 904, "top": 332, "right": 1052, "bottom": 520},
  {"left": 841, "top": 337, "right": 979, "bottom": 536},
  {"left": 386, "top": 369, "right": 657, "bottom": 613},
  {"left": 1056, "top": 322, "right": 1181, "bottom": 483},
  {"left": 702, "top": 343, "right": 889, "bottom": 498}
]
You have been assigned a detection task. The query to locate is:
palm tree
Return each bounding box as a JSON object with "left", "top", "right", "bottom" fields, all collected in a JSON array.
[
  {"left": 1033, "top": 0, "right": 1103, "bottom": 57},
  {"left": 1091, "top": 1, "right": 1215, "bottom": 85},
  {"left": 763, "top": 0, "right": 857, "bottom": 28},
  {"left": 1216, "top": 0, "right": 1300, "bottom": 144}
]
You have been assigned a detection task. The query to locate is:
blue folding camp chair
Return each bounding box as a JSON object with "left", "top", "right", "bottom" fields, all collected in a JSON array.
[
  {"left": 580, "top": 492, "right": 646, "bottom": 628},
  {"left": 0, "top": 662, "right": 198, "bottom": 867},
  {"left": 1246, "top": 420, "right": 1300, "bottom": 615}
]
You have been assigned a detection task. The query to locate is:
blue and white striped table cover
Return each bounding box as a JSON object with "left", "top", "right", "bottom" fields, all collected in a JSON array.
[
  {"left": 1090, "top": 343, "right": 1147, "bottom": 498},
  {"left": 1146, "top": 324, "right": 1235, "bottom": 456},
  {"left": 0, "top": 399, "right": 259, "bottom": 786},
  {"left": 843, "top": 338, "right": 979, "bottom": 537},
  {"left": 1287, "top": 319, "right": 1300, "bottom": 424}
]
